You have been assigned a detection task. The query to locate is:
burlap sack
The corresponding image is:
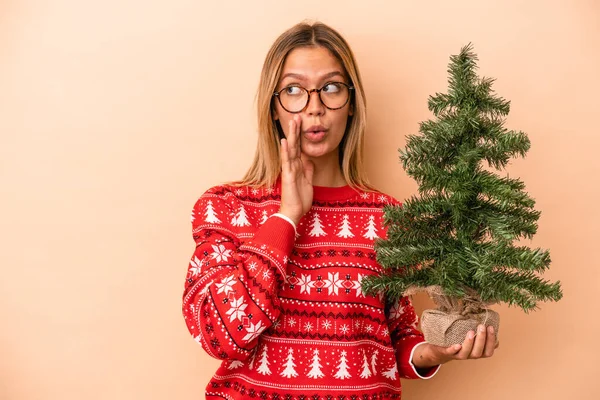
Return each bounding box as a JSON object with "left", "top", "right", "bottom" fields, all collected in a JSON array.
[
  {"left": 405, "top": 285, "right": 500, "bottom": 347},
  {"left": 421, "top": 308, "right": 500, "bottom": 347}
]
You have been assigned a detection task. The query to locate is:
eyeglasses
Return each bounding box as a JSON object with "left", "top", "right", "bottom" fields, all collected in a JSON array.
[{"left": 273, "top": 82, "right": 354, "bottom": 113}]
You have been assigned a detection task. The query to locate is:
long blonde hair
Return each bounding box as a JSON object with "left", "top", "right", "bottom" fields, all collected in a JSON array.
[{"left": 232, "top": 21, "right": 375, "bottom": 192}]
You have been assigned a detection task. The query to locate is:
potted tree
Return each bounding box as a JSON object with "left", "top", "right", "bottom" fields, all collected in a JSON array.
[{"left": 362, "top": 44, "right": 563, "bottom": 347}]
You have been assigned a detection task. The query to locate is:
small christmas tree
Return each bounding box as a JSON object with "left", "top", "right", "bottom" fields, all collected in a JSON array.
[
  {"left": 231, "top": 205, "right": 251, "bottom": 227},
  {"left": 333, "top": 350, "right": 351, "bottom": 379},
  {"left": 359, "top": 351, "right": 372, "bottom": 378},
  {"left": 306, "top": 349, "right": 324, "bottom": 379},
  {"left": 280, "top": 348, "right": 298, "bottom": 378},
  {"left": 362, "top": 43, "right": 562, "bottom": 346},
  {"left": 204, "top": 200, "right": 221, "bottom": 223},
  {"left": 337, "top": 215, "right": 354, "bottom": 238},
  {"left": 309, "top": 213, "right": 327, "bottom": 237},
  {"left": 256, "top": 345, "right": 271, "bottom": 375},
  {"left": 381, "top": 363, "right": 398, "bottom": 380},
  {"left": 363, "top": 215, "right": 379, "bottom": 240},
  {"left": 370, "top": 350, "right": 378, "bottom": 375}
]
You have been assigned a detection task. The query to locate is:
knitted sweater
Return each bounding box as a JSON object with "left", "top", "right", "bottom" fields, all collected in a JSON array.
[{"left": 182, "top": 177, "right": 440, "bottom": 399}]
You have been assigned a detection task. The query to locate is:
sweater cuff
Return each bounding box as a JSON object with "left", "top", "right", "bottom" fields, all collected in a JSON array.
[
  {"left": 238, "top": 214, "right": 295, "bottom": 280},
  {"left": 270, "top": 213, "right": 297, "bottom": 235},
  {"left": 397, "top": 337, "right": 441, "bottom": 379}
]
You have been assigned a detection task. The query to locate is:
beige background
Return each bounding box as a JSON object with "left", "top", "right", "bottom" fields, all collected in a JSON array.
[{"left": 1, "top": 0, "right": 599, "bottom": 399}]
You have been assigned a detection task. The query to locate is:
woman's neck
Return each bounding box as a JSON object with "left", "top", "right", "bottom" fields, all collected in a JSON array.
[{"left": 307, "top": 154, "right": 347, "bottom": 187}]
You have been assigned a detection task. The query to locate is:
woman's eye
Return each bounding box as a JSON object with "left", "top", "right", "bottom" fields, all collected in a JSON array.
[
  {"left": 323, "top": 83, "right": 341, "bottom": 93},
  {"left": 284, "top": 86, "right": 303, "bottom": 95}
]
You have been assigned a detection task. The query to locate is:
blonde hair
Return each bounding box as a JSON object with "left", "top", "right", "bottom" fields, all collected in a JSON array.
[{"left": 231, "top": 21, "right": 375, "bottom": 192}]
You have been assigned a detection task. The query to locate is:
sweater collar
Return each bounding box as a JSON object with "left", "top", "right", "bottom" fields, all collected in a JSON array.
[
  {"left": 274, "top": 176, "right": 359, "bottom": 202},
  {"left": 312, "top": 184, "right": 359, "bottom": 201}
]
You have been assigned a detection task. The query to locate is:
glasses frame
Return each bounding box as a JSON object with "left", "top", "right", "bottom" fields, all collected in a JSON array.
[{"left": 272, "top": 81, "right": 355, "bottom": 114}]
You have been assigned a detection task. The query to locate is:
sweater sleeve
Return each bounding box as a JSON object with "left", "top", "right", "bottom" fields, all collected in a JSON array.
[
  {"left": 387, "top": 296, "right": 440, "bottom": 379},
  {"left": 182, "top": 186, "right": 295, "bottom": 361}
]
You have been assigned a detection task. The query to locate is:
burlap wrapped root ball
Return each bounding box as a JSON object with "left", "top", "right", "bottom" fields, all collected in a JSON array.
[
  {"left": 420, "top": 308, "right": 500, "bottom": 347},
  {"left": 408, "top": 286, "right": 500, "bottom": 348}
]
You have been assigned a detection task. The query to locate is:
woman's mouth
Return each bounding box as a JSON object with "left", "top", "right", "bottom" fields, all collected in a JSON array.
[
  {"left": 304, "top": 131, "right": 326, "bottom": 142},
  {"left": 304, "top": 124, "right": 327, "bottom": 142}
]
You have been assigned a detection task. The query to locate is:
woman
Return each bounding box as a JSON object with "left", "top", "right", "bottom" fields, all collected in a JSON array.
[{"left": 182, "top": 21, "right": 496, "bottom": 399}]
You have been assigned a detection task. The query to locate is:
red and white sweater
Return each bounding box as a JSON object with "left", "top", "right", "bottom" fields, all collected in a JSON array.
[{"left": 182, "top": 177, "right": 440, "bottom": 399}]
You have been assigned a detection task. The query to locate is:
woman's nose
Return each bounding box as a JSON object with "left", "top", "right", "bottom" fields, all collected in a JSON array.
[{"left": 306, "top": 90, "right": 325, "bottom": 115}]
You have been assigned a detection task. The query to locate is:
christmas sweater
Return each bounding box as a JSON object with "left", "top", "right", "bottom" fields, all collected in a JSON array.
[{"left": 182, "top": 177, "right": 440, "bottom": 400}]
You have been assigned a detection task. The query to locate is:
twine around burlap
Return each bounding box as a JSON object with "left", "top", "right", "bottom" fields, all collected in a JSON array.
[{"left": 404, "top": 285, "right": 500, "bottom": 347}]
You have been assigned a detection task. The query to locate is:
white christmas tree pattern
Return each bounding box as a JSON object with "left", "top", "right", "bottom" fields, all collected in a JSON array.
[
  {"left": 280, "top": 348, "right": 299, "bottom": 378},
  {"left": 306, "top": 349, "right": 325, "bottom": 379},
  {"left": 337, "top": 215, "right": 354, "bottom": 238},
  {"left": 382, "top": 362, "right": 398, "bottom": 380},
  {"left": 256, "top": 345, "right": 271, "bottom": 375},
  {"left": 227, "top": 360, "right": 244, "bottom": 369},
  {"left": 308, "top": 213, "right": 327, "bottom": 237},
  {"left": 360, "top": 351, "right": 372, "bottom": 378},
  {"left": 260, "top": 210, "right": 268, "bottom": 225},
  {"left": 334, "top": 350, "right": 352, "bottom": 379},
  {"left": 204, "top": 200, "right": 221, "bottom": 224},
  {"left": 362, "top": 215, "right": 379, "bottom": 240},
  {"left": 370, "top": 350, "right": 379, "bottom": 375},
  {"left": 231, "top": 204, "right": 251, "bottom": 227}
]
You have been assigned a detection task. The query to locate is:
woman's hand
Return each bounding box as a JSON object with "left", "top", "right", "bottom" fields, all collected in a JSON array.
[
  {"left": 279, "top": 115, "right": 314, "bottom": 225},
  {"left": 412, "top": 325, "right": 498, "bottom": 369}
]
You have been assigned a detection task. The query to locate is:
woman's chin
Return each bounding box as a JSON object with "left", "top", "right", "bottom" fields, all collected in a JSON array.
[
  {"left": 301, "top": 146, "right": 335, "bottom": 160},
  {"left": 302, "top": 149, "right": 331, "bottom": 160}
]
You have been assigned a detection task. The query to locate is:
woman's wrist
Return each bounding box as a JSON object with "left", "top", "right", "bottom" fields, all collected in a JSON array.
[
  {"left": 271, "top": 212, "right": 298, "bottom": 233},
  {"left": 411, "top": 342, "right": 439, "bottom": 369},
  {"left": 277, "top": 209, "right": 301, "bottom": 226}
]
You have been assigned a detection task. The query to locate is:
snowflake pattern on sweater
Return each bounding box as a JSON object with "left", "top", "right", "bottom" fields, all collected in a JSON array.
[{"left": 182, "top": 178, "right": 440, "bottom": 399}]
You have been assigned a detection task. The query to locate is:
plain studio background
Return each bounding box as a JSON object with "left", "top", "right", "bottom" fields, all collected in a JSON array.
[{"left": 1, "top": 1, "right": 599, "bottom": 399}]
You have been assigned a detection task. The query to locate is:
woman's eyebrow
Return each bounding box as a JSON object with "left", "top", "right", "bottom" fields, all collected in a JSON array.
[{"left": 280, "top": 71, "right": 345, "bottom": 81}]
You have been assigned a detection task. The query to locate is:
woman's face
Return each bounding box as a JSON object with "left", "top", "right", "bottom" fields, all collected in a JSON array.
[{"left": 272, "top": 46, "right": 353, "bottom": 164}]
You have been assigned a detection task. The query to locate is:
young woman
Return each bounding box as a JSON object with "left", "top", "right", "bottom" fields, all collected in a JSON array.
[{"left": 182, "top": 21, "right": 496, "bottom": 399}]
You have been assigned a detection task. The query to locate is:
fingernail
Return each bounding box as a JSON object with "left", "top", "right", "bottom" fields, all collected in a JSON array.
[
  {"left": 468, "top": 331, "right": 475, "bottom": 339},
  {"left": 488, "top": 326, "right": 494, "bottom": 334},
  {"left": 478, "top": 325, "right": 485, "bottom": 333}
]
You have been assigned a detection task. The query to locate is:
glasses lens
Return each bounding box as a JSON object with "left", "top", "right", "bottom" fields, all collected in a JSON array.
[
  {"left": 279, "top": 86, "right": 308, "bottom": 113},
  {"left": 320, "top": 83, "right": 350, "bottom": 109},
  {"left": 278, "top": 83, "right": 350, "bottom": 112}
]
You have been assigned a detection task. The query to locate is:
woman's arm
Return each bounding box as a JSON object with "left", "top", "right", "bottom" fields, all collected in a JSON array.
[
  {"left": 182, "top": 188, "right": 294, "bottom": 361},
  {"left": 387, "top": 296, "right": 442, "bottom": 379}
]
